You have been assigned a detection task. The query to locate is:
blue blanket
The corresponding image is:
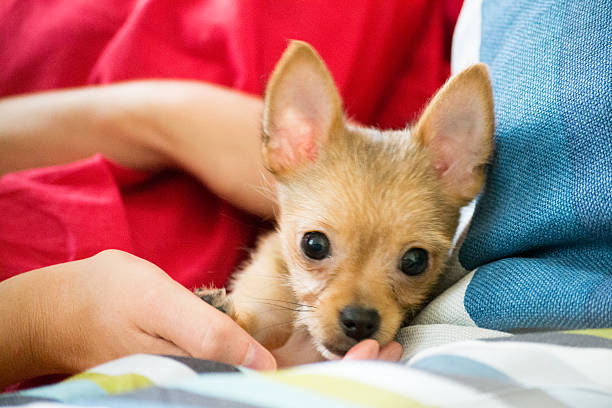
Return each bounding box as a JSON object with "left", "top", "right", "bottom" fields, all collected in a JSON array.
[{"left": 457, "top": 0, "right": 612, "bottom": 331}]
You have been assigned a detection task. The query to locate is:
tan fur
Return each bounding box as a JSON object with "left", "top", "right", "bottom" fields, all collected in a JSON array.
[
  {"left": 196, "top": 41, "right": 495, "bottom": 365},
  {"left": 412, "top": 63, "right": 495, "bottom": 206}
]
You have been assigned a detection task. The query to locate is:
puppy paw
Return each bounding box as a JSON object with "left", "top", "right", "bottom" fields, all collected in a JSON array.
[{"left": 195, "top": 287, "right": 234, "bottom": 316}]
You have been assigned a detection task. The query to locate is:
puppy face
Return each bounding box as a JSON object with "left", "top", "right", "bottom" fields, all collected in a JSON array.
[{"left": 263, "top": 41, "right": 494, "bottom": 357}]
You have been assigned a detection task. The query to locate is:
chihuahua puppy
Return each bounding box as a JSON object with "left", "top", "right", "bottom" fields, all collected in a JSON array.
[{"left": 196, "top": 41, "right": 494, "bottom": 365}]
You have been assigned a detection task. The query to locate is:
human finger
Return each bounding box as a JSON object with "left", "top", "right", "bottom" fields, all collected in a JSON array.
[
  {"left": 132, "top": 330, "right": 191, "bottom": 357},
  {"left": 141, "top": 281, "right": 276, "bottom": 370},
  {"left": 378, "top": 341, "right": 403, "bottom": 362},
  {"left": 343, "top": 339, "right": 380, "bottom": 360}
]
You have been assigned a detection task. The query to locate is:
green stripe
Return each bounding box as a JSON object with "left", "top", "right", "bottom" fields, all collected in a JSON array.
[
  {"left": 269, "top": 373, "right": 432, "bottom": 408},
  {"left": 565, "top": 328, "right": 612, "bottom": 340},
  {"left": 66, "top": 372, "right": 153, "bottom": 395}
]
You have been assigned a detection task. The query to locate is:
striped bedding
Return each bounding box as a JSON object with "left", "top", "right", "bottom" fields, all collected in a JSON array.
[{"left": 2, "top": 328, "right": 611, "bottom": 407}]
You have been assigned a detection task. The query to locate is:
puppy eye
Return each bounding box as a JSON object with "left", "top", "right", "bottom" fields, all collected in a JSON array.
[
  {"left": 399, "top": 248, "right": 428, "bottom": 276},
  {"left": 301, "top": 231, "right": 331, "bottom": 260}
]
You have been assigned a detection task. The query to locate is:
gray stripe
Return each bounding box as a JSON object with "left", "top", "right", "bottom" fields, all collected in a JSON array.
[
  {"left": 484, "top": 332, "right": 612, "bottom": 349},
  {"left": 411, "top": 354, "right": 570, "bottom": 408},
  {"left": 162, "top": 355, "right": 241, "bottom": 374},
  {"left": 417, "top": 372, "right": 568, "bottom": 408},
  {"left": 122, "top": 387, "right": 263, "bottom": 408},
  {"left": 0, "top": 395, "right": 56, "bottom": 406},
  {"left": 490, "top": 386, "right": 571, "bottom": 408}
]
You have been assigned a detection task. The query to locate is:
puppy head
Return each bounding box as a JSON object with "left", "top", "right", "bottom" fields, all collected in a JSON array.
[{"left": 263, "top": 41, "right": 494, "bottom": 358}]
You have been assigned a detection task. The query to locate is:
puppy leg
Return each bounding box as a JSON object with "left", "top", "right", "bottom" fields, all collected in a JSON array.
[
  {"left": 196, "top": 233, "right": 294, "bottom": 350},
  {"left": 195, "top": 287, "right": 234, "bottom": 315}
]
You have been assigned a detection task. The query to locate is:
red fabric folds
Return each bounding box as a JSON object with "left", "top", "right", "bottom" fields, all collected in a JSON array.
[{"left": 0, "top": 0, "right": 461, "bottom": 288}]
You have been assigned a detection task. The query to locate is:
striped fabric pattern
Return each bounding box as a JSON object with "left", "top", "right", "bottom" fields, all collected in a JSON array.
[{"left": 2, "top": 329, "right": 611, "bottom": 407}]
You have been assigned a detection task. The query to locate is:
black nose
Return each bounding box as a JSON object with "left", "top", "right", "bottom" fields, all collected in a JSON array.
[{"left": 339, "top": 306, "right": 380, "bottom": 341}]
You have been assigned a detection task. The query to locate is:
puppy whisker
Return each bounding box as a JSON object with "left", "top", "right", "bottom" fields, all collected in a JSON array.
[
  {"left": 253, "top": 320, "right": 296, "bottom": 335},
  {"left": 241, "top": 295, "right": 317, "bottom": 309},
  {"left": 236, "top": 300, "right": 314, "bottom": 313}
]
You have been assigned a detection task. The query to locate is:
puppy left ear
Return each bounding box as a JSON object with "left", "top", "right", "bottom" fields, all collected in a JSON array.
[
  {"left": 413, "top": 63, "right": 495, "bottom": 206},
  {"left": 262, "top": 40, "right": 343, "bottom": 175}
]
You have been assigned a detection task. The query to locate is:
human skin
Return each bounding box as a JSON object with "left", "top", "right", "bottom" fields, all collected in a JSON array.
[
  {"left": 0, "top": 81, "right": 275, "bottom": 217},
  {"left": 0, "top": 82, "right": 402, "bottom": 388},
  {"left": 0, "top": 250, "right": 277, "bottom": 388}
]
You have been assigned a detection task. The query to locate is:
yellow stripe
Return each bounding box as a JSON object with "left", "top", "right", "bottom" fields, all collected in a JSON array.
[
  {"left": 566, "top": 328, "right": 612, "bottom": 340},
  {"left": 269, "top": 373, "right": 431, "bottom": 408},
  {"left": 66, "top": 372, "right": 153, "bottom": 394}
]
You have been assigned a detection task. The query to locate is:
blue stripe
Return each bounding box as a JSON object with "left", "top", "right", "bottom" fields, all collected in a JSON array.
[
  {"left": 167, "top": 372, "right": 360, "bottom": 408},
  {"left": 19, "top": 379, "right": 107, "bottom": 402},
  {"left": 411, "top": 354, "right": 513, "bottom": 384}
]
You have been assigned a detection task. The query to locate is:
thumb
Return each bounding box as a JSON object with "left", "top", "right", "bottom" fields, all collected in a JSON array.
[
  {"left": 343, "top": 339, "right": 380, "bottom": 360},
  {"left": 141, "top": 280, "right": 276, "bottom": 370}
]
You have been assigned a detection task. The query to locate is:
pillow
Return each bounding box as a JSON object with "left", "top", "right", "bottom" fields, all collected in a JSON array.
[
  {"left": 457, "top": 0, "right": 612, "bottom": 331},
  {"left": 407, "top": 0, "right": 611, "bottom": 337}
]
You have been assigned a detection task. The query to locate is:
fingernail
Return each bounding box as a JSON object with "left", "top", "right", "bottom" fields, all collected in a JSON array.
[{"left": 243, "top": 342, "right": 277, "bottom": 370}]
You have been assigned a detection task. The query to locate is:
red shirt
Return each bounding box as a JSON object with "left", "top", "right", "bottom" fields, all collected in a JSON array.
[{"left": 0, "top": 0, "right": 461, "bottom": 289}]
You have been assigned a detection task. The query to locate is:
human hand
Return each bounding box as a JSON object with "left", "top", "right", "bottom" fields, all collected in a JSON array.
[
  {"left": 0, "top": 250, "right": 276, "bottom": 387},
  {"left": 342, "top": 339, "right": 403, "bottom": 362}
]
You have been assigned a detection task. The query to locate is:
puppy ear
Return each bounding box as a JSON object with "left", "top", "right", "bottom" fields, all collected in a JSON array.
[
  {"left": 413, "top": 63, "right": 495, "bottom": 206},
  {"left": 262, "top": 40, "right": 343, "bottom": 175}
]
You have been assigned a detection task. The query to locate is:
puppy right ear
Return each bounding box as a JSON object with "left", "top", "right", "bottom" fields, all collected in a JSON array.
[
  {"left": 262, "top": 41, "right": 343, "bottom": 175},
  {"left": 412, "top": 64, "right": 495, "bottom": 206}
]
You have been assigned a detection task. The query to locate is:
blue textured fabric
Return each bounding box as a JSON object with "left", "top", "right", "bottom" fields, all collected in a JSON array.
[{"left": 459, "top": 0, "right": 612, "bottom": 330}]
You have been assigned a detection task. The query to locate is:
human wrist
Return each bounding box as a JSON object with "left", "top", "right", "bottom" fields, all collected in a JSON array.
[{"left": 0, "top": 269, "right": 62, "bottom": 387}]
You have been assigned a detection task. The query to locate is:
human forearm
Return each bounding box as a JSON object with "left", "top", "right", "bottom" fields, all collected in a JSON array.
[
  {"left": 0, "top": 81, "right": 275, "bottom": 217},
  {"left": 0, "top": 85, "right": 170, "bottom": 176},
  {"left": 129, "top": 81, "right": 275, "bottom": 218}
]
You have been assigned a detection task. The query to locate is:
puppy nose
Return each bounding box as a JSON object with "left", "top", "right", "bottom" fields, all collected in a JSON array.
[{"left": 339, "top": 306, "right": 380, "bottom": 341}]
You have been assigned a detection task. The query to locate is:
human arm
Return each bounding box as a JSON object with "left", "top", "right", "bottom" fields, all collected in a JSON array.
[
  {"left": 0, "top": 81, "right": 275, "bottom": 217},
  {"left": 0, "top": 250, "right": 277, "bottom": 389}
]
